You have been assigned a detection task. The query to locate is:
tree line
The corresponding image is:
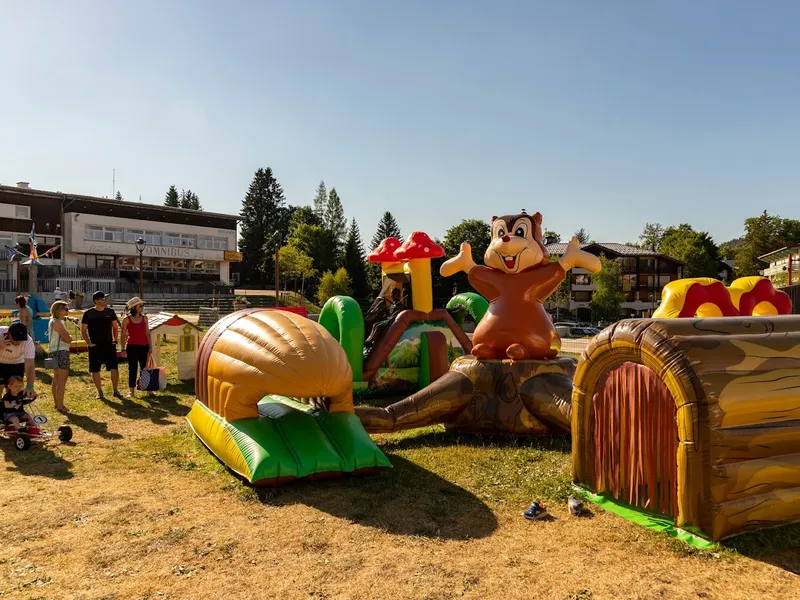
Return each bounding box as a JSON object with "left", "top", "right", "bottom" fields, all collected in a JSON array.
[
  {"left": 238, "top": 168, "right": 403, "bottom": 305},
  {"left": 237, "top": 166, "right": 800, "bottom": 307}
]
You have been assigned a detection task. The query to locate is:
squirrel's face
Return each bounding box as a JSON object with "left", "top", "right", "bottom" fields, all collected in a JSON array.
[{"left": 484, "top": 214, "right": 547, "bottom": 273}]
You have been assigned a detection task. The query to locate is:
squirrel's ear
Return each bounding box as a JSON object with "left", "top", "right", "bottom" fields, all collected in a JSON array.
[
  {"left": 533, "top": 212, "right": 543, "bottom": 224},
  {"left": 491, "top": 216, "right": 498, "bottom": 222}
]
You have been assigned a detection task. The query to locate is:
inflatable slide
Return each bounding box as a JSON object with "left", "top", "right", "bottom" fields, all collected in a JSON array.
[{"left": 188, "top": 309, "right": 391, "bottom": 486}]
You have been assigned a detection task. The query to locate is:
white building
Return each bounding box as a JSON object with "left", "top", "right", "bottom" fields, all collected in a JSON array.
[{"left": 0, "top": 182, "right": 240, "bottom": 303}]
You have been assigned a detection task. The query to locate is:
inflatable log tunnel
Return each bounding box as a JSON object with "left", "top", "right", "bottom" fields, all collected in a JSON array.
[
  {"left": 572, "top": 317, "right": 800, "bottom": 541},
  {"left": 188, "top": 309, "right": 391, "bottom": 486}
]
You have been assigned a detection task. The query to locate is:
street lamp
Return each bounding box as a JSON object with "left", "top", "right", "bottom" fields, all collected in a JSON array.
[
  {"left": 135, "top": 237, "right": 146, "bottom": 299},
  {"left": 270, "top": 229, "right": 283, "bottom": 307}
]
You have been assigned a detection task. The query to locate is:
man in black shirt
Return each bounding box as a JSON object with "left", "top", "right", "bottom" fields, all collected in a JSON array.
[{"left": 81, "top": 291, "right": 122, "bottom": 400}]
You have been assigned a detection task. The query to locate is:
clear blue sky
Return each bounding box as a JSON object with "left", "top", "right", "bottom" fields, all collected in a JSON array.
[{"left": 2, "top": 1, "right": 799, "bottom": 248}]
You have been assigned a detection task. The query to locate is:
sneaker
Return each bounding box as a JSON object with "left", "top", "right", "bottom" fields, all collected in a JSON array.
[
  {"left": 113, "top": 390, "right": 124, "bottom": 400},
  {"left": 126, "top": 392, "right": 135, "bottom": 399},
  {"left": 523, "top": 501, "right": 548, "bottom": 521},
  {"left": 95, "top": 391, "right": 105, "bottom": 400}
]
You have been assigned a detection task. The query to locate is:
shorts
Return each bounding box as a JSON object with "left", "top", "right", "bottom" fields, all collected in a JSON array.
[
  {"left": 50, "top": 350, "right": 71, "bottom": 371},
  {"left": 88, "top": 344, "right": 118, "bottom": 373},
  {"left": 3, "top": 411, "right": 27, "bottom": 423},
  {"left": 0, "top": 363, "right": 25, "bottom": 385}
]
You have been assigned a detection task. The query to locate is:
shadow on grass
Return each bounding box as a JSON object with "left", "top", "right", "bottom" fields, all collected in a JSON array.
[
  {"left": 256, "top": 454, "right": 498, "bottom": 540},
  {"left": 65, "top": 412, "right": 123, "bottom": 440},
  {"left": 1, "top": 439, "right": 74, "bottom": 480},
  {"left": 721, "top": 523, "right": 800, "bottom": 574},
  {"left": 101, "top": 393, "right": 190, "bottom": 425}
]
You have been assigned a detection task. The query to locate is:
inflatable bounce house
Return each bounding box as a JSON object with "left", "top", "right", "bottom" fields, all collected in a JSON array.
[
  {"left": 188, "top": 208, "right": 799, "bottom": 543},
  {"left": 189, "top": 210, "right": 599, "bottom": 485},
  {"left": 572, "top": 277, "right": 799, "bottom": 541},
  {"left": 355, "top": 211, "right": 601, "bottom": 436},
  {"left": 319, "top": 232, "right": 471, "bottom": 393}
]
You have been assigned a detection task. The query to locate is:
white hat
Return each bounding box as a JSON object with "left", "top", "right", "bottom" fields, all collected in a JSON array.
[{"left": 127, "top": 296, "right": 144, "bottom": 309}]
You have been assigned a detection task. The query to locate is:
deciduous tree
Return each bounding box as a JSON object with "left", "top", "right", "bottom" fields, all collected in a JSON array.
[
  {"left": 317, "top": 268, "right": 353, "bottom": 304},
  {"left": 591, "top": 254, "right": 625, "bottom": 316},
  {"left": 638, "top": 223, "right": 664, "bottom": 252},
  {"left": 659, "top": 224, "right": 720, "bottom": 278}
]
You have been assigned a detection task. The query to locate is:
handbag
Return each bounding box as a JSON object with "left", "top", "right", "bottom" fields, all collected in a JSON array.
[
  {"left": 44, "top": 355, "right": 58, "bottom": 369},
  {"left": 137, "top": 355, "right": 167, "bottom": 391}
]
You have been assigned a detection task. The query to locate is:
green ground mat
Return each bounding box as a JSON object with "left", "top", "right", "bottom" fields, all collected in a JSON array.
[{"left": 574, "top": 485, "right": 714, "bottom": 549}]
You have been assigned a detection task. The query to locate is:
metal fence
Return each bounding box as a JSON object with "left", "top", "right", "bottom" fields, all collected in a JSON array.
[
  {"left": 783, "top": 284, "right": 800, "bottom": 314},
  {"left": 7, "top": 278, "right": 234, "bottom": 298}
]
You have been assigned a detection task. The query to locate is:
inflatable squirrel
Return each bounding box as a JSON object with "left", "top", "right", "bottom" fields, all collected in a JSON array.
[{"left": 441, "top": 211, "right": 601, "bottom": 360}]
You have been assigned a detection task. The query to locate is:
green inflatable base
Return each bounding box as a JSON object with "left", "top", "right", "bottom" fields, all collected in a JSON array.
[
  {"left": 190, "top": 397, "right": 392, "bottom": 486},
  {"left": 574, "top": 485, "right": 714, "bottom": 550}
]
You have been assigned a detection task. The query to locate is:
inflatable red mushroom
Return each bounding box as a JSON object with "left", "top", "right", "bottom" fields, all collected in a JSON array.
[
  {"left": 394, "top": 232, "right": 445, "bottom": 313},
  {"left": 368, "top": 237, "right": 403, "bottom": 264}
]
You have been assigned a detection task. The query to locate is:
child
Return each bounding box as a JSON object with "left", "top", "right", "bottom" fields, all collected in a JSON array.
[{"left": 2, "top": 376, "right": 34, "bottom": 431}]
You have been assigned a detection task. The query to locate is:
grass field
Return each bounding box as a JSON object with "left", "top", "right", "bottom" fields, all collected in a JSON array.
[{"left": 1, "top": 341, "right": 798, "bottom": 599}]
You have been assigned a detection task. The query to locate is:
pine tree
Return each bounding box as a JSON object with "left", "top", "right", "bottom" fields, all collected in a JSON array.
[
  {"left": 574, "top": 228, "right": 590, "bottom": 244},
  {"left": 343, "top": 218, "right": 368, "bottom": 298},
  {"left": 115, "top": 191, "right": 123, "bottom": 201},
  {"left": 370, "top": 211, "right": 403, "bottom": 248},
  {"left": 186, "top": 190, "right": 202, "bottom": 211},
  {"left": 313, "top": 181, "right": 327, "bottom": 220},
  {"left": 366, "top": 212, "right": 403, "bottom": 294},
  {"left": 239, "top": 168, "right": 287, "bottom": 284},
  {"left": 325, "top": 188, "right": 347, "bottom": 247},
  {"left": 164, "top": 185, "right": 179, "bottom": 207}
]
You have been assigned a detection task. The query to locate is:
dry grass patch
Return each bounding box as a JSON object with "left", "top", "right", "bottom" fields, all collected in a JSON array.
[{"left": 0, "top": 341, "right": 798, "bottom": 599}]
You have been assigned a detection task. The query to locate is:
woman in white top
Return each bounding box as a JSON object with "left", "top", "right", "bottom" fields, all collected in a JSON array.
[{"left": 48, "top": 301, "right": 72, "bottom": 413}]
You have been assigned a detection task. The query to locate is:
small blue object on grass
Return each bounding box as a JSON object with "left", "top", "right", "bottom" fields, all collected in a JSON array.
[{"left": 523, "top": 501, "right": 547, "bottom": 520}]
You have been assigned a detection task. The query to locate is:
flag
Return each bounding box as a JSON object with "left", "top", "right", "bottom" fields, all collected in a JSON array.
[
  {"left": 41, "top": 244, "right": 61, "bottom": 258},
  {"left": 29, "top": 224, "right": 39, "bottom": 262},
  {"left": 4, "top": 245, "right": 19, "bottom": 263}
]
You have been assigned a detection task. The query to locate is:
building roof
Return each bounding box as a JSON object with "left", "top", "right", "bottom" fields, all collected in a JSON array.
[
  {"left": 544, "top": 241, "right": 683, "bottom": 264},
  {"left": 148, "top": 312, "right": 200, "bottom": 332},
  {"left": 0, "top": 183, "right": 240, "bottom": 222},
  {"left": 758, "top": 245, "right": 800, "bottom": 263}
]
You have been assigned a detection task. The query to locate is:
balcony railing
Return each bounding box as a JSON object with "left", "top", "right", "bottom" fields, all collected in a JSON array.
[{"left": 38, "top": 265, "right": 119, "bottom": 279}]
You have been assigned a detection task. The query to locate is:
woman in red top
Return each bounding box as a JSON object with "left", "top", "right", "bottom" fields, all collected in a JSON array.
[{"left": 120, "top": 297, "right": 154, "bottom": 398}]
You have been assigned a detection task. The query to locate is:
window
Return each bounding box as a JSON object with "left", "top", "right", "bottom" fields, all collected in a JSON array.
[
  {"left": 125, "top": 229, "right": 144, "bottom": 243},
  {"left": 77, "top": 254, "right": 96, "bottom": 268},
  {"left": 0, "top": 233, "right": 14, "bottom": 249},
  {"left": 573, "top": 274, "right": 592, "bottom": 286},
  {"left": 145, "top": 231, "right": 161, "bottom": 245},
  {"left": 573, "top": 291, "right": 592, "bottom": 303},
  {"left": 197, "top": 235, "right": 228, "bottom": 250},
  {"left": 85, "top": 226, "right": 104, "bottom": 241},
  {"left": 156, "top": 259, "right": 188, "bottom": 272},
  {"left": 165, "top": 233, "right": 196, "bottom": 247},
  {"left": 190, "top": 260, "right": 220, "bottom": 273},
  {"left": 104, "top": 227, "right": 123, "bottom": 242},
  {"left": 619, "top": 257, "right": 638, "bottom": 273},
  {"left": 85, "top": 225, "right": 123, "bottom": 242},
  {"left": 119, "top": 256, "right": 152, "bottom": 270},
  {"left": 96, "top": 256, "right": 116, "bottom": 269},
  {"left": 15, "top": 205, "right": 30, "bottom": 219}
]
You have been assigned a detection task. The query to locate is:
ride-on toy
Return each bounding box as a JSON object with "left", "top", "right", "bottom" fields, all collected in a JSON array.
[{"left": 1, "top": 397, "right": 73, "bottom": 451}]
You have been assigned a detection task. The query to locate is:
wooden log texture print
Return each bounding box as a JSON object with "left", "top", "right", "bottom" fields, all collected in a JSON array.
[
  {"left": 572, "top": 316, "right": 800, "bottom": 541},
  {"left": 356, "top": 355, "right": 577, "bottom": 436}
]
